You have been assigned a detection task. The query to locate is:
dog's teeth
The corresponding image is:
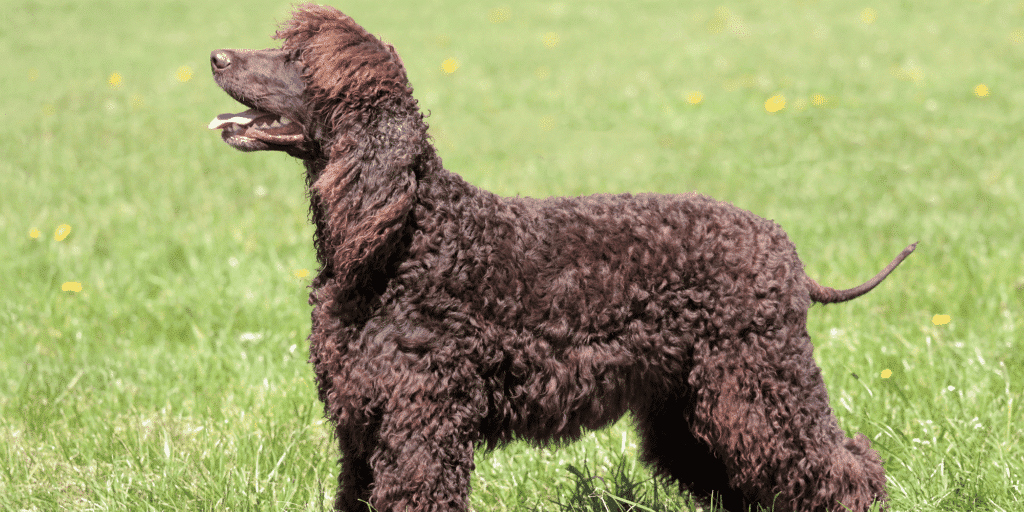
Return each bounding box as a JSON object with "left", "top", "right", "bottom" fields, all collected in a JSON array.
[
  {"left": 279, "top": 117, "right": 292, "bottom": 125},
  {"left": 270, "top": 120, "right": 281, "bottom": 128}
]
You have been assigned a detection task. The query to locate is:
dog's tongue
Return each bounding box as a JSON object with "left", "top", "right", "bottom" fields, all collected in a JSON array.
[{"left": 208, "top": 108, "right": 263, "bottom": 129}]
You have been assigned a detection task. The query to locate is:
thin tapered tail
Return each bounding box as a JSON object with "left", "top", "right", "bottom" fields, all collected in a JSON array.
[{"left": 807, "top": 242, "right": 918, "bottom": 304}]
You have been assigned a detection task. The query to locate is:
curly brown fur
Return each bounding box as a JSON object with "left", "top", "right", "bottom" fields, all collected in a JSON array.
[{"left": 210, "top": 4, "right": 913, "bottom": 511}]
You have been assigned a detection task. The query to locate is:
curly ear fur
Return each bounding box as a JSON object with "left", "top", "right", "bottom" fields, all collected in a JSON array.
[
  {"left": 276, "top": 3, "right": 422, "bottom": 296},
  {"left": 275, "top": 4, "right": 412, "bottom": 121},
  {"left": 311, "top": 114, "right": 419, "bottom": 293}
]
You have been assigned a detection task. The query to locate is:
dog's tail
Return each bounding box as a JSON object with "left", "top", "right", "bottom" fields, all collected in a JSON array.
[{"left": 806, "top": 242, "right": 917, "bottom": 304}]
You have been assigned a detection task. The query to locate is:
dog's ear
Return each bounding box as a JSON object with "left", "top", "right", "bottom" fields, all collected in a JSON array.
[{"left": 310, "top": 112, "right": 419, "bottom": 293}]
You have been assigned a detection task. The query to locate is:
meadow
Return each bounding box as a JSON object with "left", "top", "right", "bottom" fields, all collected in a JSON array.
[{"left": 2, "top": 0, "right": 1022, "bottom": 510}]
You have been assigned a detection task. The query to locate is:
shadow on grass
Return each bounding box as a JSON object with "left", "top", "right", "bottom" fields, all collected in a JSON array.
[{"left": 532, "top": 456, "right": 733, "bottom": 512}]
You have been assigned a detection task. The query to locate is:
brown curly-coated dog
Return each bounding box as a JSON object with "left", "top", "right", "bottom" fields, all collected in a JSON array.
[{"left": 209, "top": 4, "right": 914, "bottom": 511}]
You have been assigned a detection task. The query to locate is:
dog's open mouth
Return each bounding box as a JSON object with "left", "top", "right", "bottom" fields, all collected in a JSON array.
[{"left": 208, "top": 108, "right": 304, "bottom": 151}]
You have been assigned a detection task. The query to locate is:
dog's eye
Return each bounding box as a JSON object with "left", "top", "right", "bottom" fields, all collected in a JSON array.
[{"left": 287, "top": 49, "right": 302, "bottom": 63}]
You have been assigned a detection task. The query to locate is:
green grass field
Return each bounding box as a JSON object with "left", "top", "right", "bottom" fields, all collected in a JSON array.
[{"left": 2, "top": 0, "right": 1023, "bottom": 510}]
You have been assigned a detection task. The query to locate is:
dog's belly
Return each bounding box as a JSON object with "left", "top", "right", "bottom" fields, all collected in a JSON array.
[{"left": 474, "top": 318, "right": 690, "bottom": 444}]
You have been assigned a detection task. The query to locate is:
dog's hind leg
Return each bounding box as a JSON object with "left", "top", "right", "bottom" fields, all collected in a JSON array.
[
  {"left": 632, "top": 391, "right": 748, "bottom": 511},
  {"left": 682, "top": 327, "right": 885, "bottom": 511}
]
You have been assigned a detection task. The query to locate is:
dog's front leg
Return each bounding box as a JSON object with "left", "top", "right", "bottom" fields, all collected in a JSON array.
[
  {"left": 366, "top": 394, "right": 481, "bottom": 512},
  {"left": 333, "top": 427, "right": 376, "bottom": 512}
]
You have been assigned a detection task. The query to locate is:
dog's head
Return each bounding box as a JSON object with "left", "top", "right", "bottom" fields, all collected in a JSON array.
[
  {"left": 208, "top": 47, "right": 308, "bottom": 156},
  {"left": 209, "top": 3, "right": 414, "bottom": 161},
  {"left": 210, "top": 4, "right": 424, "bottom": 293}
]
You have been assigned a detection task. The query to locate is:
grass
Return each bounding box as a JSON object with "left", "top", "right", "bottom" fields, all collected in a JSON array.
[{"left": 2, "top": 0, "right": 1022, "bottom": 510}]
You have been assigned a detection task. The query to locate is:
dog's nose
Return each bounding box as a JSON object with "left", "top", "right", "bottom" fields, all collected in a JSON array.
[{"left": 210, "top": 50, "right": 233, "bottom": 71}]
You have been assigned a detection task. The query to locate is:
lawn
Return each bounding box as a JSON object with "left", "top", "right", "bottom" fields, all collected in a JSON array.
[{"left": 2, "top": 0, "right": 1022, "bottom": 510}]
